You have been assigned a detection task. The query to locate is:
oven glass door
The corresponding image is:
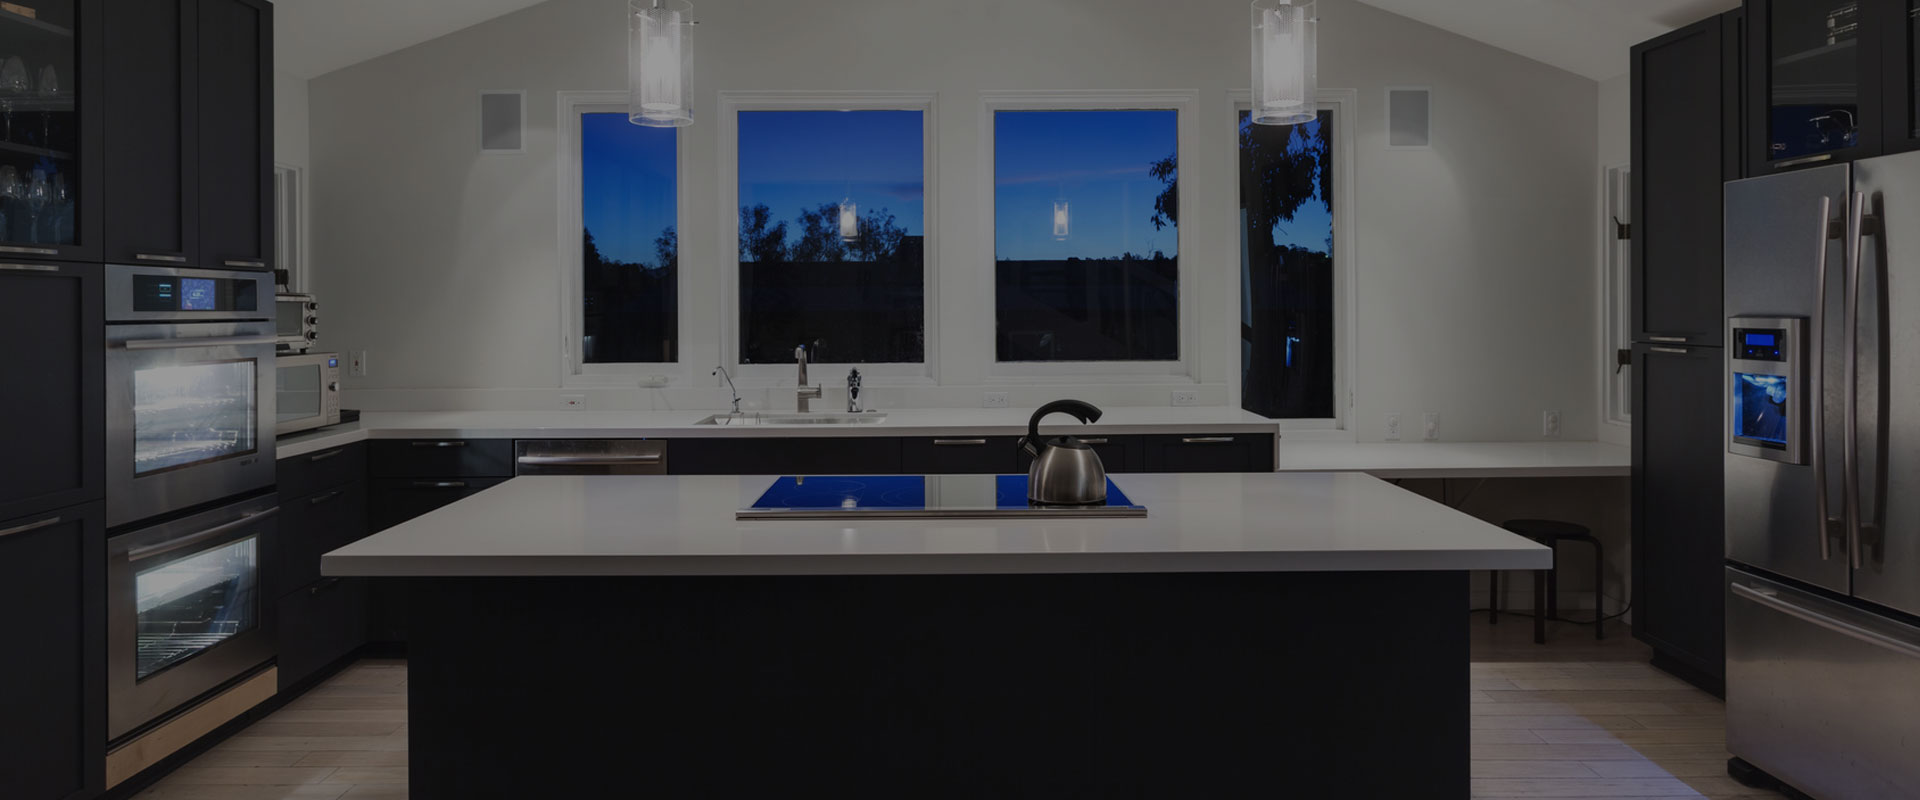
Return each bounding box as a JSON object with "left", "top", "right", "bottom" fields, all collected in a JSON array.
[
  {"left": 133, "top": 359, "right": 259, "bottom": 476},
  {"left": 134, "top": 535, "right": 260, "bottom": 680}
]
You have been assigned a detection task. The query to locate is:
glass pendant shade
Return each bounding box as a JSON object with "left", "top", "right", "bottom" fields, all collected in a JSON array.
[
  {"left": 630, "top": 0, "right": 694, "bottom": 128},
  {"left": 1052, "top": 201, "right": 1070, "bottom": 239},
  {"left": 839, "top": 201, "right": 859, "bottom": 241},
  {"left": 1251, "top": 0, "right": 1316, "bottom": 126}
]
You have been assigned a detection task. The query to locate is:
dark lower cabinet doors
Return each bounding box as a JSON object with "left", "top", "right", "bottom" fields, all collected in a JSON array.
[
  {"left": 0, "top": 503, "right": 105, "bottom": 800},
  {"left": 0, "top": 261, "right": 102, "bottom": 523},
  {"left": 1631, "top": 344, "right": 1727, "bottom": 692}
]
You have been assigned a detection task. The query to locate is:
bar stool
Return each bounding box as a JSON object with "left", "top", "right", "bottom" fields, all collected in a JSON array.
[{"left": 1488, "top": 519, "right": 1605, "bottom": 644}]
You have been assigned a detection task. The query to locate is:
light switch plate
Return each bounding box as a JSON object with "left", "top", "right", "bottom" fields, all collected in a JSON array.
[
  {"left": 1542, "top": 410, "right": 1562, "bottom": 439},
  {"left": 348, "top": 350, "right": 367, "bottom": 378},
  {"left": 1423, "top": 412, "right": 1440, "bottom": 441},
  {"left": 983, "top": 392, "right": 1010, "bottom": 408}
]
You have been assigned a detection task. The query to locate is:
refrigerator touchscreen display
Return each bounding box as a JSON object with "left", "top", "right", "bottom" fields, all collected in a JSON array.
[{"left": 1734, "top": 373, "right": 1789, "bottom": 448}]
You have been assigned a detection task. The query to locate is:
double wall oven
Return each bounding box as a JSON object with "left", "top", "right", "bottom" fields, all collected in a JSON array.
[{"left": 103, "top": 264, "right": 280, "bottom": 742}]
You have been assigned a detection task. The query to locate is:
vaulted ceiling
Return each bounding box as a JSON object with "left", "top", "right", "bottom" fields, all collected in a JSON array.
[{"left": 275, "top": 0, "right": 1742, "bottom": 82}]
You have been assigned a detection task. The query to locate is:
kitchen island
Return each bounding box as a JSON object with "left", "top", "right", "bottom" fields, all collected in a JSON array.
[{"left": 323, "top": 472, "right": 1548, "bottom": 798}]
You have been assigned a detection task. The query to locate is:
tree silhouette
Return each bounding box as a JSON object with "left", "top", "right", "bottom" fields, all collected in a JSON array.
[
  {"left": 790, "top": 203, "right": 850, "bottom": 263},
  {"left": 1149, "top": 155, "right": 1178, "bottom": 231},
  {"left": 1239, "top": 113, "right": 1335, "bottom": 420},
  {"left": 739, "top": 203, "right": 789, "bottom": 263},
  {"left": 654, "top": 225, "right": 678, "bottom": 271}
]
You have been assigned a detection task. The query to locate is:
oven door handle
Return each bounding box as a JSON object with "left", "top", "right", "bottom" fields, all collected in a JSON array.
[
  {"left": 126, "top": 508, "right": 279, "bottom": 563},
  {"left": 122, "top": 335, "right": 279, "bottom": 351}
]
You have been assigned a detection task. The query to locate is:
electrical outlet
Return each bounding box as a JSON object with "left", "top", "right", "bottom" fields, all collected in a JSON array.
[
  {"left": 1385, "top": 414, "right": 1401, "bottom": 441},
  {"left": 1171, "top": 390, "right": 1201, "bottom": 407},
  {"left": 561, "top": 394, "right": 586, "bottom": 409},
  {"left": 638, "top": 374, "right": 670, "bottom": 388},
  {"left": 1423, "top": 412, "right": 1441, "bottom": 441},
  {"left": 983, "top": 392, "right": 1010, "bottom": 408},
  {"left": 348, "top": 350, "right": 367, "bottom": 377},
  {"left": 1543, "top": 410, "right": 1562, "bottom": 439}
]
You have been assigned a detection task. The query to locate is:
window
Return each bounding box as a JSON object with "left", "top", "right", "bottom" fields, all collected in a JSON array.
[
  {"left": 993, "top": 109, "right": 1179, "bottom": 362},
  {"left": 736, "top": 109, "right": 926, "bottom": 364},
  {"left": 1604, "top": 166, "right": 1632, "bottom": 427},
  {"left": 1239, "top": 108, "right": 1335, "bottom": 419},
  {"left": 580, "top": 112, "right": 678, "bottom": 363}
]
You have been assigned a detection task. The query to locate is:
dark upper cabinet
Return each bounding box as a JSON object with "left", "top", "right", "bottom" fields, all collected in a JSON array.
[
  {"left": 1633, "top": 14, "right": 1742, "bottom": 343},
  {"left": 1876, "top": 0, "right": 1920, "bottom": 153},
  {"left": 1747, "top": 0, "right": 1886, "bottom": 173},
  {"left": 0, "top": 0, "right": 103, "bottom": 263},
  {"left": 0, "top": 503, "right": 105, "bottom": 800},
  {"left": 1631, "top": 344, "right": 1727, "bottom": 692},
  {"left": 195, "top": 0, "right": 271, "bottom": 270},
  {"left": 0, "top": 261, "right": 101, "bottom": 523},
  {"left": 101, "top": 0, "right": 196, "bottom": 266}
]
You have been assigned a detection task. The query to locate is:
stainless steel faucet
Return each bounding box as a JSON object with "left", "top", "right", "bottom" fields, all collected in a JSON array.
[
  {"left": 794, "top": 345, "right": 822, "bottom": 413},
  {"left": 847, "top": 368, "right": 864, "bottom": 413},
  {"left": 712, "top": 365, "right": 741, "bottom": 414}
]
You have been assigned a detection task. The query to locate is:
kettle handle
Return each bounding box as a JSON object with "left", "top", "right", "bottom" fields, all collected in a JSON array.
[{"left": 1027, "top": 399, "right": 1104, "bottom": 449}]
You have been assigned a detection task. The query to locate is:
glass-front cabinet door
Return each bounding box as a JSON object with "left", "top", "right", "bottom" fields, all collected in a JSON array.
[
  {"left": 0, "top": 0, "right": 99, "bottom": 261},
  {"left": 1751, "top": 0, "right": 1883, "bottom": 172}
]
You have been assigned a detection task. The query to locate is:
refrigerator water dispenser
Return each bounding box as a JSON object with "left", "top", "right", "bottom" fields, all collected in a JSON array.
[{"left": 1727, "top": 317, "right": 1805, "bottom": 465}]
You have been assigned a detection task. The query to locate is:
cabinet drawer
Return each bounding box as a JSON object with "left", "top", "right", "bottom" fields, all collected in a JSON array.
[
  {"left": 276, "top": 576, "right": 367, "bottom": 692},
  {"left": 277, "top": 442, "right": 365, "bottom": 501},
  {"left": 667, "top": 438, "right": 901, "bottom": 476},
  {"left": 275, "top": 481, "right": 368, "bottom": 595},
  {"left": 1142, "top": 434, "right": 1259, "bottom": 473},
  {"left": 370, "top": 477, "right": 510, "bottom": 532},
  {"left": 901, "top": 437, "right": 1021, "bottom": 474},
  {"left": 368, "top": 439, "right": 513, "bottom": 478},
  {"left": 1018, "top": 435, "right": 1141, "bottom": 474}
]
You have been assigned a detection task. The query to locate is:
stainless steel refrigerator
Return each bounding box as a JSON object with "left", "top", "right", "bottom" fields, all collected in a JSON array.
[{"left": 1724, "top": 155, "right": 1920, "bottom": 799}]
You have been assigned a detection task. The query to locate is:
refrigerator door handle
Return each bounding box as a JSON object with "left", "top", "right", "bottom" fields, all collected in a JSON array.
[
  {"left": 1732, "top": 583, "right": 1920, "bottom": 660},
  {"left": 1813, "top": 195, "right": 1837, "bottom": 561},
  {"left": 1845, "top": 192, "right": 1868, "bottom": 570}
]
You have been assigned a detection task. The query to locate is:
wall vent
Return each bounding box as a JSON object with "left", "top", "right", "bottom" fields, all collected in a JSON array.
[
  {"left": 480, "top": 91, "right": 525, "bottom": 154},
  {"left": 1387, "top": 87, "right": 1431, "bottom": 149}
]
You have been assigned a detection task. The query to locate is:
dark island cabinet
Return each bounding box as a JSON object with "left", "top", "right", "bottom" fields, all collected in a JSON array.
[
  {"left": 0, "top": 261, "right": 101, "bottom": 522},
  {"left": 1631, "top": 344, "right": 1727, "bottom": 692},
  {"left": 1633, "top": 13, "right": 1743, "bottom": 343},
  {"left": 1141, "top": 434, "right": 1274, "bottom": 473},
  {"left": 901, "top": 436, "right": 1021, "bottom": 474},
  {"left": 0, "top": 502, "right": 104, "bottom": 800},
  {"left": 194, "top": 0, "right": 271, "bottom": 270},
  {"left": 0, "top": 0, "right": 104, "bottom": 263}
]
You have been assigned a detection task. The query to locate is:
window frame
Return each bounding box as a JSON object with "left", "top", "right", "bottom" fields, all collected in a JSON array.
[
  {"left": 981, "top": 91, "right": 1199, "bottom": 380},
  {"left": 717, "top": 91, "right": 940, "bottom": 385},
  {"left": 557, "top": 90, "right": 690, "bottom": 388},
  {"left": 273, "top": 163, "right": 304, "bottom": 291},
  {"left": 1602, "top": 164, "right": 1633, "bottom": 433},
  {"left": 1229, "top": 88, "right": 1356, "bottom": 431}
]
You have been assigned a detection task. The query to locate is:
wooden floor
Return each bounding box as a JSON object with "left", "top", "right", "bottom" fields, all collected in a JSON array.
[{"left": 135, "top": 617, "right": 1778, "bottom": 799}]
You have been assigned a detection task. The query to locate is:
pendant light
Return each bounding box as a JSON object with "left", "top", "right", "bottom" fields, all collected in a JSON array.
[
  {"left": 1251, "top": 0, "right": 1316, "bottom": 126},
  {"left": 630, "top": 0, "right": 695, "bottom": 127},
  {"left": 839, "top": 200, "right": 860, "bottom": 242},
  {"left": 1052, "top": 200, "right": 1070, "bottom": 239}
]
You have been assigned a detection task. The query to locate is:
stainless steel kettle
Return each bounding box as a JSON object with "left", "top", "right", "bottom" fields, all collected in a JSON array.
[{"left": 1019, "top": 400, "right": 1107, "bottom": 505}]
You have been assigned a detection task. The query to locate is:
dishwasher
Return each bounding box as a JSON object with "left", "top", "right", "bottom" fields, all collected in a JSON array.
[{"left": 513, "top": 440, "right": 668, "bottom": 475}]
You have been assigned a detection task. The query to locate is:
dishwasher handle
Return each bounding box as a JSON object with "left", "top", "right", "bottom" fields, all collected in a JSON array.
[
  {"left": 516, "top": 455, "right": 664, "bottom": 467},
  {"left": 513, "top": 441, "right": 669, "bottom": 475}
]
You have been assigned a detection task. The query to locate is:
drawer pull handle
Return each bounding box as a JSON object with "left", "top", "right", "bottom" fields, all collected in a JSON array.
[
  {"left": 1647, "top": 335, "right": 1688, "bottom": 343},
  {"left": 1181, "top": 436, "right": 1235, "bottom": 444},
  {"left": 133, "top": 253, "right": 188, "bottom": 263},
  {"left": 0, "top": 245, "right": 57, "bottom": 255},
  {"left": 1650, "top": 346, "right": 1690, "bottom": 355},
  {"left": 1732, "top": 583, "right": 1920, "bottom": 660},
  {"left": 224, "top": 259, "right": 266, "bottom": 268},
  {"left": 1079, "top": 438, "right": 1109, "bottom": 445},
  {"left": 932, "top": 439, "right": 987, "bottom": 446},
  {"left": 0, "top": 516, "right": 60, "bottom": 539},
  {"left": 308, "top": 448, "right": 345, "bottom": 463},
  {"left": 0, "top": 262, "right": 57, "bottom": 272},
  {"left": 515, "top": 455, "right": 662, "bottom": 466},
  {"left": 309, "top": 490, "right": 346, "bottom": 506},
  {"left": 309, "top": 577, "right": 343, "bottom": 595},
  {"left": 410, "top": 441, "right": 468, "bottom": 448},
  {"left": 413, "top": 481, "right": 467, "bottom": 489}
]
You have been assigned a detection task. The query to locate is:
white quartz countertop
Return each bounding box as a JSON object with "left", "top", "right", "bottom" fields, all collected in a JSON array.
[
  {"left": 321, "top": 472, "right": 1551, "bottom": 577},
  {"left": 1272, "top": 441, "right": 1630, "bottom": 478},
  {"left": 274, "top": 408, "right": 1281, "bottom": 458}
]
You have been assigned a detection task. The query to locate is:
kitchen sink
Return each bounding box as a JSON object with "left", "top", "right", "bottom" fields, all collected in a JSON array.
[{"left": 695, "top": 413, "right": 889, "bottom": 426}]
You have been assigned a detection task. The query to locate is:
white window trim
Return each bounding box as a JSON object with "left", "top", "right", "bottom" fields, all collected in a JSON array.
[
  {"left": 272, "top": 163, "right": 306, "bottom": 292},
  {"left": 1601, "top": 164, "right": 1633, "bottom": 432},
  {"left": 1226, "top": 89, "right": 1355, "bottom": 431},
  {"left": 716, "top": 90, "right": 940, "bottom": 386},
  {"left": 556, "top": 90, "right": 692, "bottom": 388},
  {"left": 980, "top": 90, "right": 1199, "bottom": 380}
]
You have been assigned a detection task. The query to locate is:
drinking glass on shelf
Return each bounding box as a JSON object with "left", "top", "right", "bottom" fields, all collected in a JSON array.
[
  {"left": 0, "top": 56, "right": 27, "bottom": 144},
  {"left": 0, "top": 166, "right": 21, "bottom": 241},
  {"left": 51, "top": 172, "right": 67, "bottom": 244},
  {"left": 25, "top": 169, "right": 48, "bottom": 244},
  {"left": 36, "top": 64, "right": 56, "bottom": 146}
]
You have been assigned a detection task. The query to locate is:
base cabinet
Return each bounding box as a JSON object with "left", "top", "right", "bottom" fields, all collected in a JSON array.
[
  {"left": 0, "top": 503, "right": 104, "bottom": 800},
  {"left": 273, "top": 444, "right": 371, "bottom": 693},
  {"left": 276, "top": 577, "right": 368, "bottom": 692},
  {"left": 1631, "top": 344, "right": 1726, "bottom": 692}
]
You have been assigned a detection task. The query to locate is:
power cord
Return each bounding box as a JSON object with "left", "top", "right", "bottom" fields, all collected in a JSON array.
[{"left": 1468, "top": 603, "right": 1633, "bottom": 626}]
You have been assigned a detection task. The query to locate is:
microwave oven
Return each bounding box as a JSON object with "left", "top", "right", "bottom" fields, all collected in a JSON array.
[
  {"left": 276, "top": 352, "right": 341, "bottom": 435},
  {"left": 276, "top": 293, "right": 318, "bottom": 352}
]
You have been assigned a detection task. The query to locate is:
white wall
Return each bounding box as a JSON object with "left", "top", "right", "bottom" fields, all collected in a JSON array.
[
  {"left": 309, "top": 0, "right": 1600, "bottom": 441},
  {"left": 275, "top": 70, "right": 310, "bottom": 170}
]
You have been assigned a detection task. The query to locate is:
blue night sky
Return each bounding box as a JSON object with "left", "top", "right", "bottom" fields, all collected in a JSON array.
[
  {"left": 994, "top": 110, "right": 1178, "bottom": 262},
  {"left": 738, "top": 110, "right": 925, "bottom": 236},
  {"left": 1240, "top": 111, "right": 1333, "bottom": 255},
  {"left": 581, "top": 113, "right": 679, "bottom": 267}
]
